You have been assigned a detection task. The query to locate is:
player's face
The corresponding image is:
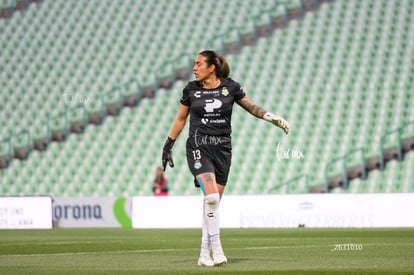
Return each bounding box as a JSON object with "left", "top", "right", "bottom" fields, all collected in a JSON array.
[{"left": 193, "top": 55, "right": 215, "bottom": 82}]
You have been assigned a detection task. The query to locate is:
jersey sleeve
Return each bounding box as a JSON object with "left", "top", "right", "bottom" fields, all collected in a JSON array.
[
  {"left": 180, "top": 86, "right": 191, "bottom": 106},
  {"left": 233, "top": 82, "right": 246, "bottom": 101}
]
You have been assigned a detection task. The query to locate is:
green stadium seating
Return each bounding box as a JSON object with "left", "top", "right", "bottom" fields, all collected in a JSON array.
[
  {"left": 1, "top": 0, "right": 274, "bottom": 143},
  {"left": 1, "top": 0, "right": 413, "bottom": 196}
]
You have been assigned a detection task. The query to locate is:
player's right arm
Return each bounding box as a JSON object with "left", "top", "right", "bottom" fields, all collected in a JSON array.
[
  {"left": 168, "top": 103, "right": 190, "bottom": 140},
  {"left": 162, "top": 104, "right": 189, "bottom": 171}
]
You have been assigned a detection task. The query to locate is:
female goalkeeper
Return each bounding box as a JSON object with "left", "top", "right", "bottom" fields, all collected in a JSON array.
[{"left": 162, "top": 50, "right": 289, "bottom": 267}]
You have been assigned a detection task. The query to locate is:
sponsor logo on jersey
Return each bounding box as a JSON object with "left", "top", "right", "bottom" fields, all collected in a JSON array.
[
  {"left": 193, "top": 90, "right": 221, "bottom": 98},
  {"left": 210, "top": 119, "right": 226, "bottom": 124},
  {"left": 222, "top": 87, "right": 229, "bottom": 96},
  {"left": 204, "top": 113, "right": 220, "bottom": 117},
  {"left": 203, "top": 90, "right": 220, "bottom": 95},
  {"left": 201, "top": 116, "right": 225, "bottom": 124},
  {"left": 204, "top": 99, "right": 222, "bottom": 112},
  {"left": 194, "top": 160, "right": 202, "bottom": 169}
]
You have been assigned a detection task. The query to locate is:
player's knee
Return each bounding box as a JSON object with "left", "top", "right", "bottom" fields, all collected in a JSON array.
[{"left": 205, "top": 193, "right": 220, "bottom": 206}]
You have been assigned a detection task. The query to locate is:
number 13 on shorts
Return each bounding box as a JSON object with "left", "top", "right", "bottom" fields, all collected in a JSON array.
[{"left": 192, "top": 150, "right": 201, "bottom": 160}]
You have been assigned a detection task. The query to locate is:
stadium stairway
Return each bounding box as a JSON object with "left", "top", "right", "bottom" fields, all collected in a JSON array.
[
  {"left": 331, "top": 150, "right": 414, "bottom": 193},
  {"left": 311, "top": 122, "right": 414, "bottom": 193},
  {"left": 268, "top": 124, "right": 414, "bottom": 194}
]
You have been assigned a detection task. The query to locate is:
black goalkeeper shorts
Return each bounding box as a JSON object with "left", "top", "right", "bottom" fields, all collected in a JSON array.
[{"left": 186, "top": 134, "right": 232, "bottom": 187}]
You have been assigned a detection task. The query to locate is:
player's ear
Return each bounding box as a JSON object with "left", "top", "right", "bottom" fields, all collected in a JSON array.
[{"left": 209, "top": 64, "right": 216, "bottom": 73}]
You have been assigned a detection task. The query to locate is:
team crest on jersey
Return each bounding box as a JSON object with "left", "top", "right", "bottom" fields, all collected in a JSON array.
[
  {"left": 194, "top": 160, "right": 202, "bottom": 169},
  {"left": 221, "top": 87, "right": 229, "bottom": 96}
]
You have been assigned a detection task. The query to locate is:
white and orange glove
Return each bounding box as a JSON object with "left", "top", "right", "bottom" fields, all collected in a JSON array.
[{"left": 263, "top": 112, "right": 290, "bottom": 135}]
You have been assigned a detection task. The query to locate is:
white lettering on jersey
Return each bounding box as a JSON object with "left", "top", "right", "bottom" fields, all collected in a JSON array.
[
  {"left": 204, "top": 99, "right": 222, "bottom": 113},
  {"left": 194, "top": 91, "right": 202, "bottom": 98}
]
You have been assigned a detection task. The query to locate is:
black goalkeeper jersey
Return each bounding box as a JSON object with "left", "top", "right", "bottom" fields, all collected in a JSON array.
[{"left": 180, "top": 78, "right": 246, "bottom": 137}]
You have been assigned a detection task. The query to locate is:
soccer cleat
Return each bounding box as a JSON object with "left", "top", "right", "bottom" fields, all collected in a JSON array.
[
  {"left": 197, "top": 254, "right": 214, "bottom": 267},
  {"left": 212, "top": 253, "right": 227, "bottom": 266}
]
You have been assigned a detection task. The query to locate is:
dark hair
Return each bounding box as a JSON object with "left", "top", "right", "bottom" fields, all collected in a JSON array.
[{"left": 198, "top": 50, "right": 230, "bottom": 79}]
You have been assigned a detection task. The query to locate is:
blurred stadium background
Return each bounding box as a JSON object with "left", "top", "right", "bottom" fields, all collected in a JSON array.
[{"left": 1, "top": 0, "right": 413, "bottom": 197}]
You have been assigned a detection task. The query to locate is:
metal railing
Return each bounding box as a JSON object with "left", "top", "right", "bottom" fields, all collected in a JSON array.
[
  {"left": 324, "top": 148, "right": 367, "bottom": 191},
  {"left": 46, "top": 104, "right": 87, "bottom": 144},
  {"left": 320, "top": 120, "right": 414, "bottom": 192},
  {"left": 379, "top": 120, "right": 414, "bottom": 170},
  {"left": 268, "top": 174, "right": 311, "bottom": 194}
]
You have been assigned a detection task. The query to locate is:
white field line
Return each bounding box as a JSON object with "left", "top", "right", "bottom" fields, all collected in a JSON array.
[
  {"left": 0, "top": 248, "right": 194, "bottom": 258},
  {"left": 244, "top": 245, "right": 323, "bottom": 250},
  {"left": 0, "top": 245, "right": 323, "bottom": 258},
  {"left": 0, "top": 241, "right": 95, "bottom": 246},
  {"left": 1, "top": 243, "right": 413, "bottom": 258},
  {"left": 0, "top": 240, "right": 140, "bottom": 246}
]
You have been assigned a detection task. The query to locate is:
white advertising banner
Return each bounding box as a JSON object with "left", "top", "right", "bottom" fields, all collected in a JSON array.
[
  {"left": 132, "top": 196, "right": 202, "bottom": 228},
  {"left": 132, "top": 193, "right": 414, "bottom": 228},
  {"left": 53, "top": 197, "right": 132, "bottom": 228},
  {"left": 0, "top": 196, "right": 52, "bottom": 229}
]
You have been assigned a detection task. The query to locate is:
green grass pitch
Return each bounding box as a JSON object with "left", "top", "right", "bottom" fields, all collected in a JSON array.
[{"left": 0, "top": 228, "right": 413, "bottom": 274}]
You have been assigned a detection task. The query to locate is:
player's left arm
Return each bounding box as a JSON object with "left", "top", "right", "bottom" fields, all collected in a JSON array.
[{"left": 236, "top": 96, "right": 290, "bottom": 135}]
